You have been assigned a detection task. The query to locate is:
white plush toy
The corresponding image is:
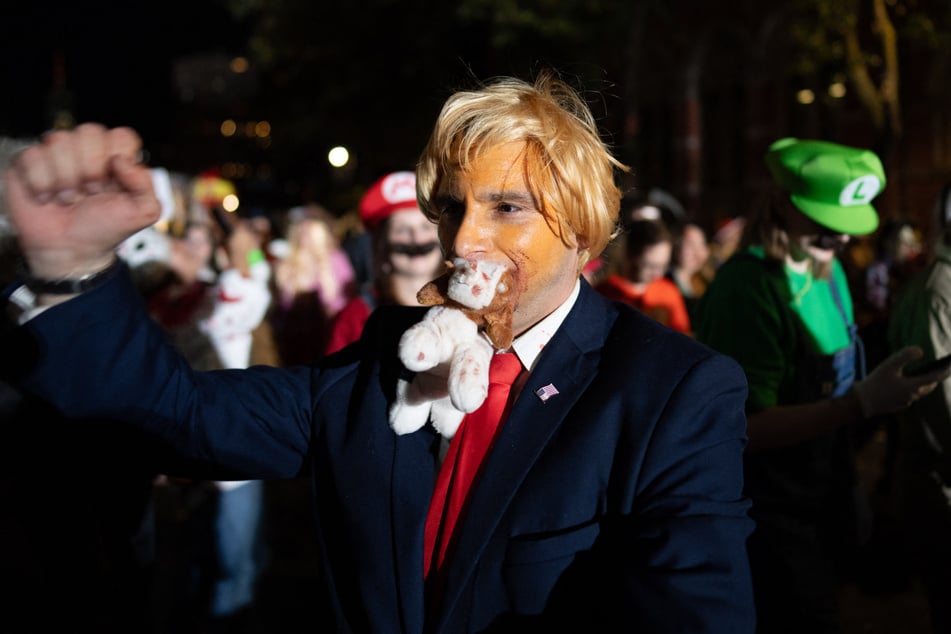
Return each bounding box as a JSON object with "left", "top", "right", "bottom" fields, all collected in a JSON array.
[
  {"left": 198, "top": 261, "right": 272, "bottom": 369},
  {"left": 117, "top": 219, "right": 272, "bottom": 371},
  {"left": 389, "top": 259, "right": 517, "bottom": 439}
]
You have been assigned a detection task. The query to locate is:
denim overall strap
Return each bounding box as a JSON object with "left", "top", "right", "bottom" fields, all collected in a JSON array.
[
  {"left": 828, "top": 276, "right": 867, "bottom": 382},
  {"left": 794, "top": 275, "right": 861, "bottom": 400}
]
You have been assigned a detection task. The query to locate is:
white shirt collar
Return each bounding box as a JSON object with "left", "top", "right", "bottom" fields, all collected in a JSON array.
[{"left": 508, "top": 279, "right": 580, "bottom": 372}]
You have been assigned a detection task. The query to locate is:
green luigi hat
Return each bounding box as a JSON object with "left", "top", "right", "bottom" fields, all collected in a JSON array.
[{"left": 765, "top": 137, "right": 885, "bottom": 235}]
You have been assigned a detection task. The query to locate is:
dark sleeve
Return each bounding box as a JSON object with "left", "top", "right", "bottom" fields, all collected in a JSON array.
[{"left": 2, "top": 266, "right": 316, "bottom": 479}]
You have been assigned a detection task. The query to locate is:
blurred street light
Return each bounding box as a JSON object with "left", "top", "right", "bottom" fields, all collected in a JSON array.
[{"left": 328, "top": 146, "right": 350, "bottom": 168}]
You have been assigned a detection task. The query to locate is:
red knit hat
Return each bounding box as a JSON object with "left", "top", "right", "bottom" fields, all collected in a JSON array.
[{"left": 359, "top": 171, "right": 419, "bottom": 231}]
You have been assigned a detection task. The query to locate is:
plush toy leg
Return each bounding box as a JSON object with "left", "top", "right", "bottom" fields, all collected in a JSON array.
[
  {"left": 388, "top": 377, "right": 434, "bottom": 435},
  {"left": 448, "top": 337, "right": 493, "bottom": 413},
  {"left": 430, "top": 397, "right": 467, "bottom": 439}
]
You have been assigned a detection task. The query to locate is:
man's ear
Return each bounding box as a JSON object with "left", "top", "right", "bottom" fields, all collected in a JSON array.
[
  {"left": 573, "top": 226, "right": 592, "bottom": 256},
  {"left": 576, "top": 242, "right": 592, "bottom": 274},
  {"left": 416, "top": 280, "right": 445, "bottom": 306}
]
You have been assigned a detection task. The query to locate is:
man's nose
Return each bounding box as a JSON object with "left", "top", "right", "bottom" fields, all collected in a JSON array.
[{"left": 447, "top": 206, "right": 488, "bottom": 258}]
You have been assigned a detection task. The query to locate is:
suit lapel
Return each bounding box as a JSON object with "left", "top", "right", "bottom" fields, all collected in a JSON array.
[{"left": 435, "top": 281, "right": 616, "bottom": 619}]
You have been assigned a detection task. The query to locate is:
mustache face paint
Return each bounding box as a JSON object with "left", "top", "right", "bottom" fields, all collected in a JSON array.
[{"left": 388, "top": 241, "right": 441, "bottom": 257}]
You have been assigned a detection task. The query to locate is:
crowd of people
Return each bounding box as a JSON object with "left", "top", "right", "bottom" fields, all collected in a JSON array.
[{"left": 2, "top": 69, "right": 951, "bottom": 634}]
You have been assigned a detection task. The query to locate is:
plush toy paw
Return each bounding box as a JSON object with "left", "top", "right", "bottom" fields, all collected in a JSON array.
[{"left": 398, "top": 306, "right": 478, "bottom": 372}]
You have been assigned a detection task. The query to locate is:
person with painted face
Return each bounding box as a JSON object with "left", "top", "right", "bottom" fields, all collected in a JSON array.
[
  {"left": 695, "top": 138, "right": 950, "bottom": 634},
  {"left": 325, "top": 171, "right": 445, "bottom": 355},
  {"left": 1, "top": 71, "right": 755, "bottom": 632}
]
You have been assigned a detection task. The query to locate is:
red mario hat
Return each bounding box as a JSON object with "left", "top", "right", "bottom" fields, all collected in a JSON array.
[{"left": 359, "top": 171, "right": 419, "bottom": 231}]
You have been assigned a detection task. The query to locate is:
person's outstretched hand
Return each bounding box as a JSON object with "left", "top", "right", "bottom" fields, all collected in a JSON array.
[
  {"left": 4, "top": 123, "right": 160, "bottom": 280},
  {"left": 853, "top": 345, "right": 950, "bottom": 418}
]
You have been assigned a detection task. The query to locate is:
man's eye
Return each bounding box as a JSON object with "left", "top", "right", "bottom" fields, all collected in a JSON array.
[
  {"left": 439, "top": 200, "right": 464, "bottom": 217},
  {"left": 497, "top": 202, "right": 519, "bottom": 214}
]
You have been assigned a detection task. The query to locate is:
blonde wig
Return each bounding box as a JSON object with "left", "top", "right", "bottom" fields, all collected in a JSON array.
[{"left": 416, "top": 71, "right": 629, "bottom": 272}]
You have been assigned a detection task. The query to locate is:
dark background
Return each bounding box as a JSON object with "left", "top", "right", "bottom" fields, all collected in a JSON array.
[{"left": 2, "top": 0, "right": 950, "bottom": 235}]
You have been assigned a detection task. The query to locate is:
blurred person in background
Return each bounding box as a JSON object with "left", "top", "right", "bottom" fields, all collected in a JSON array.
[
  {"left": 269, "top": 212, "right": 356, "bottom": 366},
  {"left": 851, "top": 218, "right": 927, "bottom": 503},
  {"left": 0, "top": 137, "right": 27, "bottom": 283},
  {"left": 859, "top": 219, "right": 925, "bottom": 367},
  {"left": 594, "top": 216, "right": 692, "bottom": 335},
  {"left": 190, "top": 217, "right": 273, "bottom": 634},
  {"left": 886, "top": 182, "right": 951, "bottom": 634},
  {"left": 667, "top": 220, "right": 712, "bottom": 323},
  {"left": 709, "top": 215, "right": 747, "bottom": 272},
  {"left": 695, "top": 137, "right": 948, "bottom": 634},
  {"left": 865, "top": 220, "right": 924, "bottom": 315},
  {"left": 119, "top": 175, "right": 275, "bottom": 634},
  {"left": 337, "top": 205, "right": 374, "bottom": 294},
  {"left": 325, "top": 171, "right": 445, "bottom": 354}
]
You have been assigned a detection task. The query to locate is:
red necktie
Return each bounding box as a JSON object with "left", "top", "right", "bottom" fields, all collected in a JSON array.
[{"left": 424, "top": 352, "right": 522, "bottom": 591}]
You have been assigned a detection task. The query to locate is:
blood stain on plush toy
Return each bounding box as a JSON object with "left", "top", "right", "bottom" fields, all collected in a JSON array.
[{"left": 416, "top": 258, "right": 517, "bottom": 349}]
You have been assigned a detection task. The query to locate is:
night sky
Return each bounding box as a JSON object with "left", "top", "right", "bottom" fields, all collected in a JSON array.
[{"left": 0, "top": 0, "right": 243, "bottom": 141}]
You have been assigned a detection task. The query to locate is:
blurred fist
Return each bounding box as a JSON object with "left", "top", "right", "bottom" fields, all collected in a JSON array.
[{"left": 3, "top": 123, "right": 160, "bottom": 279}]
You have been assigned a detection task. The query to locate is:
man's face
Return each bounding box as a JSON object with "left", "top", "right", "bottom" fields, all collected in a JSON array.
[{"left": 435, "top": 141, "right": 583, "bottom": 337}]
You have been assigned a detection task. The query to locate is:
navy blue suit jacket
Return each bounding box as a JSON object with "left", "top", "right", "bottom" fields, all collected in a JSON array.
[{"left": 5, "top": 265, "right": 754, "bottom": 632}]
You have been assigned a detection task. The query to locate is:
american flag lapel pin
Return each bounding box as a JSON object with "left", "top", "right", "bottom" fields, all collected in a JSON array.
[{"left": 535, "top": 383, "right": 559, "bottom": 403}]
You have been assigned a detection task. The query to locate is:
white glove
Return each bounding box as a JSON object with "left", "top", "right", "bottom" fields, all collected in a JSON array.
[{"left": 852, "top": 345, "right": 949, "bottom": 418}]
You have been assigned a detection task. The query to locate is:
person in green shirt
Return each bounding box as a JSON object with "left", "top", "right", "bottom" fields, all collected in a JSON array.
[{"left": 695, "top": 138, "right": 949, "bottom": 634}]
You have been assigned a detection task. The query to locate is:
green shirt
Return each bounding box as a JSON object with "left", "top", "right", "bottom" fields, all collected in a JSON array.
[{"left": 695, "top": 246, "right": 854, "bottom": 414}]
